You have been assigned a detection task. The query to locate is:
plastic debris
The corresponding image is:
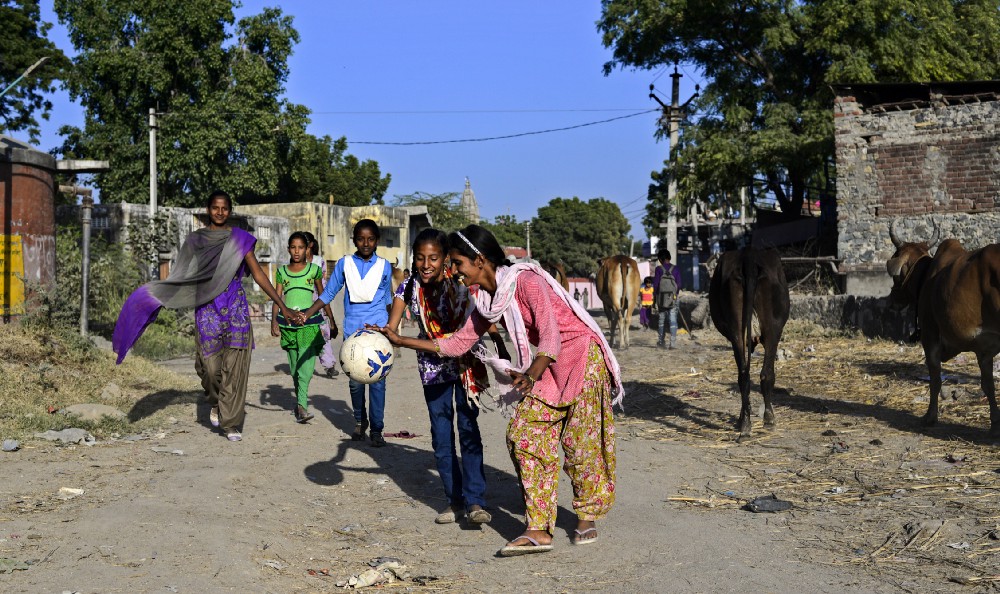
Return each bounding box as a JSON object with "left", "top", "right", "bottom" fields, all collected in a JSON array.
[
  {"left": 946, "top": 542, "right": 971, "bottom": 550},
  {"left": 744, "top": 494, "right": 793, "bottom": 513},
  {"left": 831, "top": 441, "right": 849, "bottom": 453},
  {"left": 336, "top": 560, "right": 409, "bottom": 588},
  {"left": 2, "top": 439, "right": 19, "bottom": 452},
  {"left": 57, "top": 487, "right": 85, "bottom": 500},
  {"left": 262, "top": 559, "right": 286, "bottom": 570}
]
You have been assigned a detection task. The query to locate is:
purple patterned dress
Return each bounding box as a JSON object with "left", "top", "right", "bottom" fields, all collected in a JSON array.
[{"left": 195, "top": 264, "right": 254, "bottom": 358}]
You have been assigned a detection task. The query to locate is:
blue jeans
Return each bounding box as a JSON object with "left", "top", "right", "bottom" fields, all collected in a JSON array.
[
  {"left": 424, "top": 381, "right": 486, "bottom": 509},
  {"left": 658, "top": 305, "right": 678, "bottom": 346},
  {"left": 349, "top": 378, "right": 386, "bottom": 432}
]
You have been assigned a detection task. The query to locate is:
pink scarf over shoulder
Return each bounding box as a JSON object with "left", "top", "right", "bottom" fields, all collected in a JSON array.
[{"left": 473, "top": 263, "right": 624, "bottom": 408}]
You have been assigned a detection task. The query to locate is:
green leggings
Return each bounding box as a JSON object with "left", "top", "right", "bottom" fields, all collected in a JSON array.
[{"left": 280, "top": 324, "right": 323, "bottom": 409}]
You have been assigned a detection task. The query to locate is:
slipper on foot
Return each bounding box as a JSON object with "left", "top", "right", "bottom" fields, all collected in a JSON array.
[
  {"left": 434, "top": 507, "right": 465, "bottom": 524},
  {"left": 573, "top": 527, "right": 598, "bottom": 545},
  {"left": 209, "top": 407, "right": 220, "bottom": 428},
  {"left": 467, "top": 509, "right": 492, "bottom": 524},
  {"left": 498, "top": 536, "right": 553, "bottom": 557}
]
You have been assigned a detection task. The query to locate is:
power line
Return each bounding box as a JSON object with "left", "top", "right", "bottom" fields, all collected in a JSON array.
[
  {"left": 349, "top": 109, "right": 658, "bottom": 145},
  {"left": 309, "top": 108, "right": 653, "bottom": 115}
]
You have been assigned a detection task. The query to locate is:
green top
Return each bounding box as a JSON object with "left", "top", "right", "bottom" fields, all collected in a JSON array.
[{"left": 276, "top": 263, "right": 323, "bottom": 327}]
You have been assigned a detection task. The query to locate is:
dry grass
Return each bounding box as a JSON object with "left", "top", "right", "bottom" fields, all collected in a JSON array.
[
  {"left": 0, "top": 324, "right": 200, "bottom": 440},
  {"left": 619, "top": 330, "right": 1000, "bottom": 588}
]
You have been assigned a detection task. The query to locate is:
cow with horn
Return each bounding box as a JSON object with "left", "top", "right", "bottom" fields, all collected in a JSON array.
[{"left": 886, "top": 218, "right": 1000, "bottom": 437}]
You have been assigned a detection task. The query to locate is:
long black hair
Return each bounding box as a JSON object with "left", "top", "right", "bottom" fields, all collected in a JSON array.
[
  {"left": 403, "top": 227, "right": 450, "bottom": 304},
  {"left": 448, "top": 224, "right": 507, "bottom": 268},
  {"left": 301, "top": 231, "right": 319, "bottom": 258}
]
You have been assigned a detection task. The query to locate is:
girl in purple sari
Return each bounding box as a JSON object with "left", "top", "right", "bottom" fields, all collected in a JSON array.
[{"left": 113, "top": 191, "right": 294, "bottom": 442}]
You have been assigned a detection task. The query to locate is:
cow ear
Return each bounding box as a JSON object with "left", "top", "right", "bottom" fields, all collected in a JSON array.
[{"left": 886, "top": 256, "right": 904, "bottom": 277}]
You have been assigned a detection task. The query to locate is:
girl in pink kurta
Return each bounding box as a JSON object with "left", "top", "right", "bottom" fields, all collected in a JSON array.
[{"left": 377, "top": 224, "right": 623, "bottom": 557}]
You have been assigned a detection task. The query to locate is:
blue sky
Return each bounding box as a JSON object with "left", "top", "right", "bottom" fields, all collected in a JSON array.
[{"left": 35, "top": 1, "right": 702, "bottom": 242}]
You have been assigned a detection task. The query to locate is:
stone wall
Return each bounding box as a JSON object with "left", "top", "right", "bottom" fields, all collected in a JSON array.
[
  {"left": 834, "top": 85, "right": 1000, "bottom": 296},
  {"left": 678, "top": 294, "right": 914, "bottom": 342}
]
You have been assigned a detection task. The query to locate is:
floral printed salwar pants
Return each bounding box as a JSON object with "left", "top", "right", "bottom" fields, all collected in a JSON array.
[{"left": 506, "top": 342, "right": 616, "bottom": 533}]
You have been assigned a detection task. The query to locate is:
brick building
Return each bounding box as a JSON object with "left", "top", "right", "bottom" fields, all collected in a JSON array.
[{"left": 834, "top": 81, "right": 1000, "bottom": 295}]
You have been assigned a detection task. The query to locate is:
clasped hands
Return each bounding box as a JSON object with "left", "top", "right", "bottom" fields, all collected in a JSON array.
[{"left": 283, "top": 309, "right": 308, "bottom": 325}]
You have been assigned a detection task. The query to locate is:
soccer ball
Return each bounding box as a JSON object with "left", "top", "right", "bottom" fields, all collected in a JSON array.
[{"left": 339, "top": 329, "right": 395, "bottom": 384}]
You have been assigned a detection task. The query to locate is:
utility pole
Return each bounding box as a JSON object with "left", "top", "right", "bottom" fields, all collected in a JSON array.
[
  {"left": 650, "top": 66, "right": 698, "bottom": 261},
  {"left": 149, "top": 107, "right": 157, "bottom": 217},
  {"left": 0, "top": 57, "right": 48, "bottom": 99},
  {"left": 525, "top": 221, "right": 531, "bottom": 261},
  {"left": 60, "top": 185, "right": 93, "bottom": 337}
]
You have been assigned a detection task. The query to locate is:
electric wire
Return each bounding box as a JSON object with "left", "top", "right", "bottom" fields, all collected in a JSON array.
[{"left": 347, "top": 109, "right": 659, "bottom": 145}]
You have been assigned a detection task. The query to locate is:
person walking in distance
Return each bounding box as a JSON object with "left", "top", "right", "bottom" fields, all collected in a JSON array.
[
  {"left": 638, "top": 276, "right": 655, "bottom": 330},
  {"left": 654, "top": 249, "right": 682, "bottom": 349}
]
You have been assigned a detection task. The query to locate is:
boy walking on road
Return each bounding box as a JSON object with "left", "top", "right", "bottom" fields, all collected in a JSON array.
[{"left": 654, "top": 249, "right": 682, "bottom": 349}]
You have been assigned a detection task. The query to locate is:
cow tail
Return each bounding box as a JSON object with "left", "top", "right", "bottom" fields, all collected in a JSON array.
[
  {"left": 619, "top": 258, "right": 630, "bottom": 312},
  {"left": 741, "top": 250, "right": 758, "bottom": 373}
]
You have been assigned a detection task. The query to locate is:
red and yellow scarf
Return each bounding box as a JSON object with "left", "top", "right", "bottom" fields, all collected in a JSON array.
[{"left": 416, "top": 269, "right": 490, "bottom": 408}]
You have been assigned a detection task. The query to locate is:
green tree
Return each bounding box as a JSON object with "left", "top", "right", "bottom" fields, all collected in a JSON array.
[
  {"left": 0, "top": 0, "right": 70, "bottom": 143},
  {"left": 266, "top": 134, "right": 390, "bottom": 206},
  {"left": 54, "top": 1, "right": 387, "bottom": 207},
  {"left": 599, "top": 0, "right": 1000, "bottom": 230},
  {"left": 480, "top": 214, "right": 526, "bottom": 248},
  {"left": 392, "top": 191, "right": 470, "bottom": 233},
  {"left": 531, "top": 197, "right": 630, "bottom": 277}
]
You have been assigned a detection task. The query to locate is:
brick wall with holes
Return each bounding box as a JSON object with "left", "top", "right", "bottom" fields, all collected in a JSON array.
[{"left": 834, "top": 95, "right": 1000, "bottom": 295}]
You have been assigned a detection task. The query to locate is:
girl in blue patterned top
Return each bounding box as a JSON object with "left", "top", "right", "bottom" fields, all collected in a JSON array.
[{"left": 385, "top": 228, "right": 508, "bottom": 525}]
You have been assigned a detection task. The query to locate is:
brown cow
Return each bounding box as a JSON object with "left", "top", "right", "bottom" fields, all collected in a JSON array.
[
  {"left": 541, "top": 261, "right": 570, "bottom": 292},
  {"left": 886, "top": 222, "right": 1000, "bottom": 436},
  {"left": 595, "top": 255, "right": 641, "bottom": 349},
  {"left": 709, "top": 248, "right": 790, "bottom": 439}
]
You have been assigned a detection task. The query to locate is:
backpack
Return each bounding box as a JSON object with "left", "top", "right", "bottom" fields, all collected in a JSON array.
[{"left": 656, "top": 264, "right": 678, "bottom": 309}]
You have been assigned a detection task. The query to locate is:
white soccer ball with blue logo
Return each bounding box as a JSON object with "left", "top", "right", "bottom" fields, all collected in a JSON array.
[{"left": 340, "top": 329, "right": 395, "bottom": 384}]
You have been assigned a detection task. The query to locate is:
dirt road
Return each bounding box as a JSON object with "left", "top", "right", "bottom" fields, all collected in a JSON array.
[{"left": 3, "top": 318, "right": 983, "bottom": 593}]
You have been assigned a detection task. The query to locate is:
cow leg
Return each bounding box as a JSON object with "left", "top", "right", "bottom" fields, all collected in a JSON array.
[
  {"left": 922, "top": 347, "right": 942, "bottom": 428},
  {"left": 604, "top": 308, "right": 618, "bottom": 348},
  {"left": 760, "top": 336, "right": 779, "bottom": 427},
  {"left": 731, "top": 340, "right": 753, "bottom": 438},
  {"left": 978, "top": 353, "right": 1000, "bottom": 437},
  {"left": 622, "top": 311, "right": 631, "bottom": 349}
]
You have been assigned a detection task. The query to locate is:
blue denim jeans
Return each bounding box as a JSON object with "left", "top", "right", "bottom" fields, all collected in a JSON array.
[
  {"left": 424, "top": 381, "right": 486, "bottom": 509},
  {"left": 658, "top": 305, "right": 678, "bottom": 346},
  {"left": 349, "top": 377, "right": 386, "bottom": 432}
]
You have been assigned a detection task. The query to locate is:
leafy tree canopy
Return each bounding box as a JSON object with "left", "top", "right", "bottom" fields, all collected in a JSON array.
[
  {"left": 530, "top": 197, "right": 630, "bottom": 277},
  {"left": 598, "top": 0, "right": 1000, "bottom": 235},
  {"left": 54, "top": 0, "right": 388, "bottom": 207},
  {"left": 480, "top": 214, "right": 526, "bottom": 249},
  {"left": 391, "top": 191, "right": 470, "bottom": 234},
  {"left": 0, "top": 0, "right": 70, "bottom": 143}
]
